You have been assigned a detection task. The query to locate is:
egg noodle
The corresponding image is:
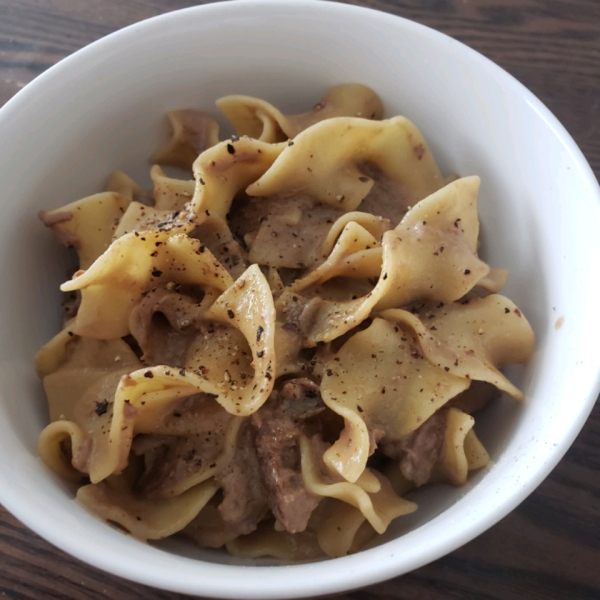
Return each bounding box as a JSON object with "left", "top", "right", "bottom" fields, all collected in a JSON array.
[{"left": 36, "top": 85, "right": 534, "bottom": 560}]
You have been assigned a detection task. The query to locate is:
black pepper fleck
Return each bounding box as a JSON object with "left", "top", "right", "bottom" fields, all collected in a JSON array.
[{"left": 95, "top": 400, "right": 108, "bottom": 416}]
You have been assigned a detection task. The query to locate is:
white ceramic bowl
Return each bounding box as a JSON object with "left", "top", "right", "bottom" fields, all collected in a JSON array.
[{"left": 0, "top": 1, "right": 598, "bottom": 597}]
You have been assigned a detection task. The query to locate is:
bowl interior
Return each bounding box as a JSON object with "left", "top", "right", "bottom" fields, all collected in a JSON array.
[{"left": 0, "top": 1, "right": 598, "bottom": 597}]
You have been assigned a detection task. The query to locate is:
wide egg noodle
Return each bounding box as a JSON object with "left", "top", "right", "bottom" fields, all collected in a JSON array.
[
  {"left": 35, "top": 318, "right": 77, "bottom": 378},
  {"left": 321, "top": 211, "right": 391, "bottom": 256},
  {"left": 290, "top": 221, "right": 383, "bottom": 292},
  {"left": 379, "top": 294, "right": 535, "bottom": 401},
  {"left": 151, "top": 109, "right": 220, "bottom": 170},
  {"left": 187, "top": 264, "right": 277, "bottom": 416},
  {"left": 225, "top": 522, "right": 324, "bottom": 561},
  {"left": 191, "top": 214, "right": 248, "bottom": 279},
  {"left": 320, "top": 317, "right": 469, "bottom": 483},
  {"left": 245, "top": 116, "right": 443, "bottom": 213},
  {"left": 150, "top": 165, "right": 195, "bottom": 212},
  {"left": 39, "top": 191, "right": 130, "bottom": 269},
  {"left": 217, "top": 84, "right": 384, "bottom": 143},
  {"left": 292, "top": 176, "right": 490, "bottom": 345},
  {"left": 299, "top": 436, "right": 416, "bottom": 534},
  {"left": 37, "top": 337, "right": 142, "bottom": 481},
  {"left": 192, "top": 137, "right": 285, "bottom": 220},
  {"left": 315, "top": 500, "right": 373, "bottom": 558},
  {"left": 77, "top": 475, "right": 219, "bottom": 541},
  {"left": 114, "top": 137, "right": 284, "bottom": 239},
  {"left": 38, "top": 421, "right": 88, "bottom": 482},
  {"left": 61, "top": 232, "right": 233, "bottom": 339},
  {"left": 431, "top": 407, "right": 491, "bottom": 485},
  {"left": 106, "top": 171, "right": 152, "bottom": 205}
]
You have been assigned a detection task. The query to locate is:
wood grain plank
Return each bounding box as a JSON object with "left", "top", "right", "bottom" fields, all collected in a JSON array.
[{"left": 0, "top": 1, "right": 598, "bottom": 598}]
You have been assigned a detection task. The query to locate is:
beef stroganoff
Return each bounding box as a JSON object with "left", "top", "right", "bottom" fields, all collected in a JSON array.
[{"left": 36, "top": 84, "right": 534, "bottom": 560}]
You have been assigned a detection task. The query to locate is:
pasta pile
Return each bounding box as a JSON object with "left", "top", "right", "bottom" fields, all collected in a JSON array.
[{"left": 36, "top": 84, "right": 534, "bottom": 560}]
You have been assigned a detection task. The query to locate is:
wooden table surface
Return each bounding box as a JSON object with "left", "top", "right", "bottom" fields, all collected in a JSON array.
[{"left": 0, "top": 1, "right": 598, "bottom": 598}]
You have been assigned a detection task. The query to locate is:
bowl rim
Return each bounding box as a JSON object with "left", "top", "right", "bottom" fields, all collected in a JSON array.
[{"left": 0, "top": 0, "right": 599, "bottom": 597}]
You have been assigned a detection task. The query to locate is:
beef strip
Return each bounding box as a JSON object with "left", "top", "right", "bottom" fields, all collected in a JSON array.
[
  {"left": 229, "top": 193, "right": 342, "bottom": 270},
  {"left": 133, "top": 395, "right": 231, "bottom": 499},
  {"left": 128, "top": 284, "right": 209, "bottom": 366},
  {"left": 216, "top": 421, "right": 268, "bottom": 535},
  {"left": 252, "top": 378, "right": 324, "bottom": 533},
  {"left": 277, "top": 293, "right": 325, "bottom": 339},
  {"left": 381, "top": 409, "right": 448, "bottom": 487},
  {"left": 357, "top": 163, "right": 416, "bottom": 227},
  {"left": 190, "top": 218, "right": 248, "bottom": 279}
]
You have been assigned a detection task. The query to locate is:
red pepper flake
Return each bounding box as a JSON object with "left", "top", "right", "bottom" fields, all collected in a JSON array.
[
  {"left": 454, "top": 218, "right": 461, "bottom": 228},
  {"left": 504, "top": 307, "right": 510, "bottom": 314},
  {"left": 464, "top": 269, "right": 471, "bottom": 275},
  {"left": 444, "top": 366, "right": 450, "bottom": 372},
  {"left": 227, "top": 309, "right": 235, "bottom": 319},
  {"left": 383, "top": 273, "right": 388, "bottom": 280},
  {"left": 151, "top": 267, "right": 163, "bottom": 277},
  {"left": 67, "top": 331, "right": 74, "bottom": 337},
  {"left": 514, "top": 308, "right": 522, "bottom": 317},
  {"left": 155, "top": 241, "right": 163, "bottom": 247},
  {"left": 256, "top": 350, "right": 265, "bottom": 358},
  {"left": 357, "top": 405, "right": 364, "bottom": 413},
  {"left": 179, "top": 368, "right": 186, "bottom": 376},
  {"left": 381, "top": 387, "right": 386, "bottom": 394},
  {"left": 326, "top": 369, "right": 334, "bottom": 377},
  {"left": 256, "top": 325, "right": 264, "bottom": 342},
  {"left": 430, "top": 326, "right": 437, "bottom": 331},
  {"left": 199, "top": 177, "right": 206, "bottom": 185},
  {"left": 144, "top": 370, "right": 154, "bottom": 378},
  {"left": 227, "top": 143, "right": 235, "bottom": 154}
]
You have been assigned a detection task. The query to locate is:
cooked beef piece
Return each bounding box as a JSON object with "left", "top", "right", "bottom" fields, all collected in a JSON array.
[
  {"left": 279, "top": 378, "right": 325, "bottom": 419},
  {"left": 229, "top": 193, "right": 342, "bottom": 270},
  {"left": 252, "top": 379, "right": 324, "bottom": 533},
  {"left": 128, "top": 284, "right": 208, "bottom": 366},
  {"left": 216, "top": 422, "right": 268, "bottom": 536},
  {"left": 133, "top": 396, "right": 232, "bottom": 499},
  {"left": 357, "top": 163, "right": 415, "bottom": 227},
  {"left": 381, "top": 410, "right": 447, "bottom": 487}
]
